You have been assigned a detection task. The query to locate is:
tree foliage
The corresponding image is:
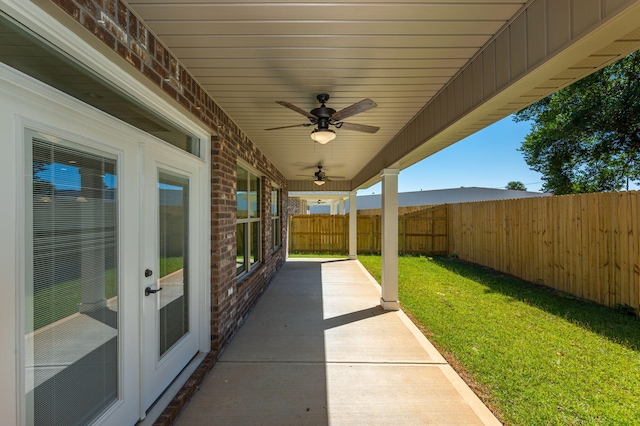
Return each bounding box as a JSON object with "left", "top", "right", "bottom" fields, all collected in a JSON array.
[
  {"left": 514, "top": 51, "right": 640, "bottom": 194},
  {"left": 506, "top": 181, "right": 527, "bottom": 191}
]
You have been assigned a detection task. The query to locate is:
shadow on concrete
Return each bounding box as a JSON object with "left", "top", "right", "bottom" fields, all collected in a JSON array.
[{"left": 177, "top": 261, "right": 330, "bottom": 425}]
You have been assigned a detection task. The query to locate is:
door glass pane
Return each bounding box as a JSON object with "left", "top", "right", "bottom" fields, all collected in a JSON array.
[
  {"left": 26, "top": 137, "right": 118, "bottom": 426},
  {"left": 158, "top": 172, "right": 189, "bottom": 357}
]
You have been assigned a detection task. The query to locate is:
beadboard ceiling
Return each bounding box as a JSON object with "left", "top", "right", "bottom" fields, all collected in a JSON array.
[
  {"left": 126, "top": 0, "right": 640, "bottom": 191},
  {"left": 126, "top": 0, "right": 527, "bottom": 187}
]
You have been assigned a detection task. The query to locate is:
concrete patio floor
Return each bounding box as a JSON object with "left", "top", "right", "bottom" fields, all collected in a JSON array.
[{"left": 176, "top": 258, "right": 501, "bottom": 425}]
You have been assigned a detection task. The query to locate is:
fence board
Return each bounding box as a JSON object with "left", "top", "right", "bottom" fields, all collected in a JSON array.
[
  {"left": 447, "top": 191, "right": 640, "bottom": 312},
  {"left": 291, "top": 206, "right": 447, "bottom": 255}
]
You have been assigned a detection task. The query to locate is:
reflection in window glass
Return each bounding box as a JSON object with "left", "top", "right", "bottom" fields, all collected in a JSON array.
[
  {"left": 236, "top": 223, "right": 246, "bottom": 276},
  {"left": 250, "top": 222, "right": 260, "bottom": 267},
  {"left": 236, "top": 166, "right": 248, "bottom": 219},
  {"left": 26, "top": 134, "right": 118, "bottom": 426},
  {"left": 158, "top": 173, "right": 189, "bottom": 358},
  {"left": 249, "top": 174, "right": 260, "bottom": 218}
]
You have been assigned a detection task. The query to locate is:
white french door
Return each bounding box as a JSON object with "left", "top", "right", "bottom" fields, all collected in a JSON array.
[
  {"left": 141, "top": 146, "right": 202, "bottom": 410},
  {"left": 20, "top": 129, "right": 205, "bottom": 425}
]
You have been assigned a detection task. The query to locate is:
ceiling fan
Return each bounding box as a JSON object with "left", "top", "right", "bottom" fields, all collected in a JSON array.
[
  {"left": 265, "top": 94, "right": 380, "bottom": 144},
  {"left": 297, "top": 165, "right": 345, "bottom": 186}
]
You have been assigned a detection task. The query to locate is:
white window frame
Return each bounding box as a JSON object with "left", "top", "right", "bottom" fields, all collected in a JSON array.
[{"left": 236, "top": 164, "right": 262, "bottom": 278}]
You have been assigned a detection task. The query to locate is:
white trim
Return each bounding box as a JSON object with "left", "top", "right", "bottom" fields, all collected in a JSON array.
[
  {"left": 237, "top": 158, "right": 263, "bottom": 178},
  {"left": 0, "top": 0, "right": 213, "bottom": 144},
  {"left": 14, "top": 116, "right": 139, "bottom": 426}
]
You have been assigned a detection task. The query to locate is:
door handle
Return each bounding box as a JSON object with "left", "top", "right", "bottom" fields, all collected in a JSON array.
[{"left": 145, "top": 286, "right": 163, "bottom": 296}]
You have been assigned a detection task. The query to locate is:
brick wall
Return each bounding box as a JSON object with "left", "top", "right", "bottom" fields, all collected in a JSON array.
[
  {"left": 288, "top": 197, "right": 306, "bottom": 215},
  {"left": 45, "top": 1, "right": 288, "bottom": 424}
]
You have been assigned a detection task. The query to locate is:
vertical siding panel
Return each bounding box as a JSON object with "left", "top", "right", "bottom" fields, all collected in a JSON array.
[
  {"left": 510, "top": 13, "right": 527, "bottom": 80},
  {"left": 495, "top": 30, "right": 510, "bottom": 90},
  {"left": 471, "top": 57, "right": 483, "bottom": 107},
  {"left": 604, "top": 0, "right": 634, "bottom": 15},
  {"left": 547, "top": 0, "right": 572, "bottom": 55},
  {"left": 482, "top": 43, "right": 497, "bottom": 100},
  {"left": 447, "top": 84, "right": 457, "bottom": 124},
  {"left": 463, "top": 67, "right": 473, "bottom": 113},
  {"left": 572, "top": 0, "right": 602, "bottom": 39},
  {"left": 527, "top": 0, "right": 547, "bottom": 69},
  {"left": 455, "top": 75, "right": 464, "bottom": 117}
]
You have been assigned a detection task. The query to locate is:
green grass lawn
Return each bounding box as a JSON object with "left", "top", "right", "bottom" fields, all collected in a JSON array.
[{"left": 358, "top": 254, "right": 640, "bottom": 426}]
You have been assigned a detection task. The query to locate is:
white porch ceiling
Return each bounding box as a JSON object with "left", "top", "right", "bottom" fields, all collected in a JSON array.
[
  {"left": 126, "top": 0, "right": 527, "bottom": 186},
  {"left": 126, "top": 0, "right": 640, "bottom": 190}
]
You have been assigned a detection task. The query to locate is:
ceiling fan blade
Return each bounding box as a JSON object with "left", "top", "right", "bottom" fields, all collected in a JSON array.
[
  {"left": 331, "top": 98, "right": 377, "bottom": 121},
  {"left": 264, "top": 123, "right": 309, "bottom": 131},
  {"left": 338, "top": 121, "right": 380, "bottom": 134},
  {"left": 326, "top": 175, "right": 346, "bottom": 179},
  {"left": 276, "top": 101, "right": 315, "bottom": 119}
]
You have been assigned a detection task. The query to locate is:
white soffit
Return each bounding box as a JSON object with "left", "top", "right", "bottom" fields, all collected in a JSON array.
[{"left": 127, "top": 0, "right": 640, "bottom": 190}]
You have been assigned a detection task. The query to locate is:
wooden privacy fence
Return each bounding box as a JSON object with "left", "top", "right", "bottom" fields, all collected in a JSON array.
[
  {"left": 448, "top": 191, "right": 640, "bottom": 311},
  {"left": 289, "top": 206, "right": 448, "bottom": 254}
]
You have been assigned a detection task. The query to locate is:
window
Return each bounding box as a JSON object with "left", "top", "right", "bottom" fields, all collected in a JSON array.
[
  {"left": 0, "top": 14, "right": 200, "bottom": 157},
  {"left": 236, "top": 165, "right": 261, "bottom": 276},
  {"left": 271, "top": 187, "right": 281, "bottom": 250}
]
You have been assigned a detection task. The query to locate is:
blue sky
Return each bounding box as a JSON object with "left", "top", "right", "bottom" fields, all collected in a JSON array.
[{"left": 361, "top": 115, "right": 545, "bottom": 194}]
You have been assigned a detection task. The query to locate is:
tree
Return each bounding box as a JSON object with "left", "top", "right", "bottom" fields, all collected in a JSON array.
[
  {"left": 506, "top": 181, "right": 527, "bottom": 191},
  {"left": 513, "top": 51, "right": 640, "bottom": 195}
]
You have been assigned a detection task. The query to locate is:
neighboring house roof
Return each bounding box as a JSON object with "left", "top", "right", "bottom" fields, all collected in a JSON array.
[
  {"left": 355, "top": 187, "right": 550, "bottom": 210},
  {"left": 307, "top": 187, "right": 549, "bottom": 214}
]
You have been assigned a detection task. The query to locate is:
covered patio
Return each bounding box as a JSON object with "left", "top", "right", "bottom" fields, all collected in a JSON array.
[
  {"left": 3, "top": 1, "right": 640, "bottom": 425},
  {"left": 173, "top": 258, "right": 499, "bottom": 425}
]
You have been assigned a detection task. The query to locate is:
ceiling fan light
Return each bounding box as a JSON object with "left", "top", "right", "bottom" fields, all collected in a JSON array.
[
  {"left": 314, "top": 179, "right": 325, "bottom": 186},
  {"left": 310, "top": 129, "right": 336, "bottom": 144}
]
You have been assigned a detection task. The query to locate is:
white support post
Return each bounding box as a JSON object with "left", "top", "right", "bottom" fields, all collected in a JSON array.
[
  {"left": 380, "top": 168, "right": 400, "bottom": 311},
  {"left": 339, "top": 199, "right": 345, "bottom": 215},
  {"left": 348, "top": 190, "right": 357, "bottom": 260}
]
